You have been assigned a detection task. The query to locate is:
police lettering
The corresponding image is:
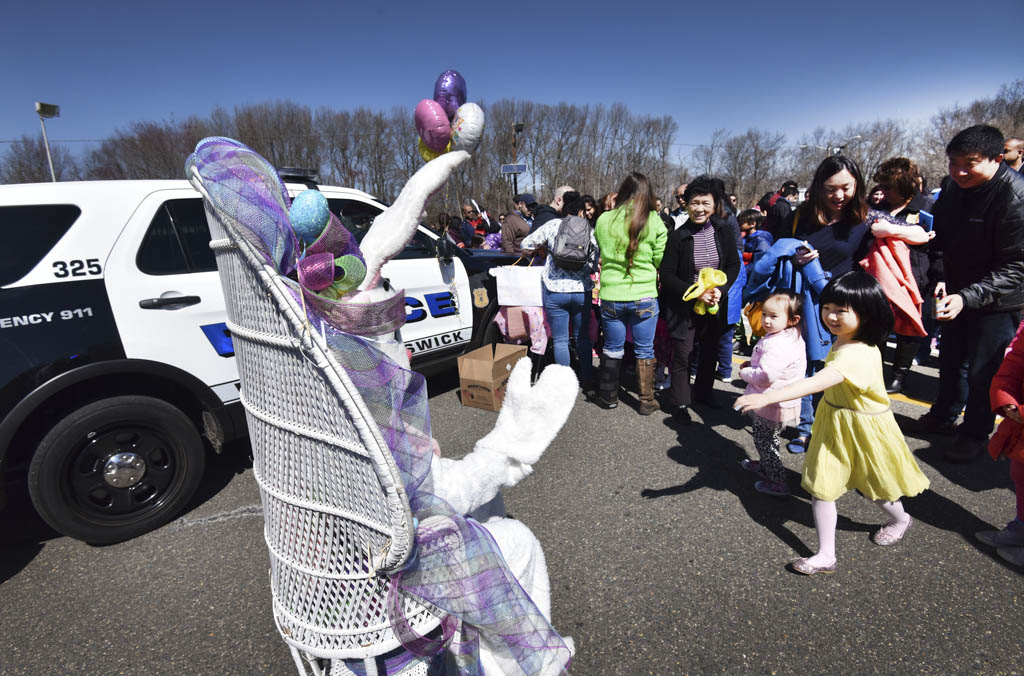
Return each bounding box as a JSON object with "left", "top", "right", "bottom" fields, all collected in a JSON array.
[
  {"left": 405, "top": 291, "right": 456, "bottom": 323},
  {"left": 0, "top": 312, "right": 55, "bottom": 328}
]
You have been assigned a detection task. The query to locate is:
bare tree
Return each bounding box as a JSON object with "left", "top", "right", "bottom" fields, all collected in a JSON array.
[
  {"left": 692, "top": 128, "right": 729, "bottom": 175},
  {"left": 719, "top": 128, "right": 787, "bottom": 209},
  {"left": 84, "top": 116, "right": 213, "bottom": 179},
  {"left": 0, "top": 135, "right": 80, "bottom": 183}
]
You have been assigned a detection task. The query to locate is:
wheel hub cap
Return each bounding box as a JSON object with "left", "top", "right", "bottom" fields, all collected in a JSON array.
[{"left": 102, "top": 452, "right": 146, "bottom": 488}]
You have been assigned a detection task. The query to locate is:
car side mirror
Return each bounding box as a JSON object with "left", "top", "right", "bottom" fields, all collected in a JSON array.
[{"left": 436, "top": 235, "right": 455, "bottom": 262}]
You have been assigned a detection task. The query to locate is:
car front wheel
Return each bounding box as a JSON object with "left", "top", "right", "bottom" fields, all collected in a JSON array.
[{"left": 27, "top": 396, "right": 206, "bottom": 544}]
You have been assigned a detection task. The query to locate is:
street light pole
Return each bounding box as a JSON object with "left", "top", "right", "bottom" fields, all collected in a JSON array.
[
  {"left": 35, "top": 102, "right": 60, "bottom": 182},
  {"left": 512, "top": 122, "right": 524, "bottom": 196}
]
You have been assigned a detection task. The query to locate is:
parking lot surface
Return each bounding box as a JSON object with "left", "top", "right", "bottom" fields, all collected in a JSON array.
[{"left": 1, "top": 360, "right": 1021, "bottom": 675}]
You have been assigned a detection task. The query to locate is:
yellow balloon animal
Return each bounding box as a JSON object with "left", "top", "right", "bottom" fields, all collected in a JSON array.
[{"left": 683, "top": 267, "right": 728, "bottom": 315}]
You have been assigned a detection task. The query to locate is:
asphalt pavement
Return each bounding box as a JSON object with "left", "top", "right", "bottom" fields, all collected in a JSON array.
[{"left": 1, "top": 357, "right": 1021, "bottom": 675}]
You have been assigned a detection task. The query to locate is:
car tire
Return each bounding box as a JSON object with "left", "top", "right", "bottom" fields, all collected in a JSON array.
[{"left": 27, "top": 395, "right": 206, "bottom": 544}]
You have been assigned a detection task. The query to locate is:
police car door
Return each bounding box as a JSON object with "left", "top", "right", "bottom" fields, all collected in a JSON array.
[
  {"left": 105, "top": 190, "right": 238, "bottom": 403},
  {"left": 323, "top": 194, "right": 472, "bottom": 360}
]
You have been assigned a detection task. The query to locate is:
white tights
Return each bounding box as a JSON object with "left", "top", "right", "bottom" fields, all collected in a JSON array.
[{"left": 805, "top": 497, "right": 910, "bottom": 566}]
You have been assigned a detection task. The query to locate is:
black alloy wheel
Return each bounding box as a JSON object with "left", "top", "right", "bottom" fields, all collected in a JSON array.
[{"left": 27, "top": 396, "right": 206, "bottom": 544}]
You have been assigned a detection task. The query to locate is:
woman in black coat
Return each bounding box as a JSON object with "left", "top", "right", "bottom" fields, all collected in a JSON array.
[{"left": 659, "top": 176, "right": 741, "bottom": 422}]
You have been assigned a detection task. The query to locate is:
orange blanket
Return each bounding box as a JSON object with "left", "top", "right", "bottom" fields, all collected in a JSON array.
[{"left": 859, "top": 238, "right": 927, "bottom": 337}]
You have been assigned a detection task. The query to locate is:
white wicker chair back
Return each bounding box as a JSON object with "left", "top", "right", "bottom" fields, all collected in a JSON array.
[{"left": 202, "top": 198, "right": 443, "bottom": 671}]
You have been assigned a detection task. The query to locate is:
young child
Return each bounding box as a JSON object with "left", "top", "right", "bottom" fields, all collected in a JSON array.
[
  {"left": 738, "top": 209, "right": 773, "bottom": 268},
  {"left": 738, "top": 292, "right": 807, "bottom": 496},
  {"left": 735, "top": 271, "right": 930, "bottom": 575},
  {"left": 978, "top": 318, "right": 1024, "bottom": 566}
]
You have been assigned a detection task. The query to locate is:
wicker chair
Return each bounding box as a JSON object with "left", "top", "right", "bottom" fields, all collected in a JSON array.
[{"left": 195, "top": 173, "right": 444, "bottom": 676}]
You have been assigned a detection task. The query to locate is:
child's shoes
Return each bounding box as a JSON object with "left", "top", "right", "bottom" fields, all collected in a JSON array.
[
  {"left": 872, "top": 516, "right": 913, "bottom": 546},
  {"left": 754, "top": 479, "right": 790, "bottom": 496},
  {"left": 739, "top": 459, "right": 766, "bottom": 478}
]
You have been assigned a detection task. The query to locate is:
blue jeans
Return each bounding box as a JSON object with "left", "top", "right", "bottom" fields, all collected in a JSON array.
[
  {"left": 543, "top": 288, "right": 593, "bottom": 383},
  {"left": 600, "top": 297, "right": 659, "bottom": 360},
  {"left": 931, "top": 309, "right": 1020, "bottom": 441}
]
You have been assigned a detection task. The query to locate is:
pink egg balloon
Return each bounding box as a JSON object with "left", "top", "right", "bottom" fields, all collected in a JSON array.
[{"left": 414, "top": 99, "right": 451, "bottom": 152}]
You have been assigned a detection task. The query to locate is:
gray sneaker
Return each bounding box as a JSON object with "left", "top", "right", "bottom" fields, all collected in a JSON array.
[
  {"left": 977, "top": 520, "right": 1024, "bottom": 547},
  {"left": 997, "top": 546, "right": 1024, "bottom": 566}
]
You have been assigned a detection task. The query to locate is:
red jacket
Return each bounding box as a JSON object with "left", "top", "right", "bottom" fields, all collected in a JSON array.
[
  {"left": 859, "top": 237, "right": 926, "bottom": 337},
  {"left": 989, "top": 318, "right": 1024, "bottom": 462}
]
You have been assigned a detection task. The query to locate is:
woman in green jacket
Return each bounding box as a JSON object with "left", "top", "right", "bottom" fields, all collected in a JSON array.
[{"left": 594, "top": 172, "right": 669, "bottom": 413}]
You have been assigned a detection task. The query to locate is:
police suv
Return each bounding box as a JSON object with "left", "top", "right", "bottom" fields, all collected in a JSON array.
[{"left": 0, "top": 178, "right": 513, "bottom": 543}]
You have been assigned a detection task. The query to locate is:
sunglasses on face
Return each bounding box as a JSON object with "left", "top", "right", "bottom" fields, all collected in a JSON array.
[{"left": 675, "top": 195, "right": 686, "bottom": 200}]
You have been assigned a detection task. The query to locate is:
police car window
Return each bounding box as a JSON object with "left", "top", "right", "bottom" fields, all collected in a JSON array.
[
  {"left": 326, "top": 198, "right": 380, "bottom": 244},
  {"left": 0, "top": 204, "right": 81, "bottom": 286},
  {"left": 165, "top": 199, "right": 216, "bottom": 271},
  {"left": 326, "top": 198, "right": 432, "bottom": 259},
  {"left": 137, "top": 205, "right": 189, "bottom": 274}
]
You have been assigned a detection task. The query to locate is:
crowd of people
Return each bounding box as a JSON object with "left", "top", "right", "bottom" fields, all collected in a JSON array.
[{"left": 439, "top": 125, "right": 1024, "bottom": 573}]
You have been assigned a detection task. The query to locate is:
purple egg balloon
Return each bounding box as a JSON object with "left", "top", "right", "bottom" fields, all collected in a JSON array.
[
  {"left": 414, "top": 99, "right": 451, "bottom": 152},
  {"left": 433, "top": 69, "right": 467, "bottom": 120}
]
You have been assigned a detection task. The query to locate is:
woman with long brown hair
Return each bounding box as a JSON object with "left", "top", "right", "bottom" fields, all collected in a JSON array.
[{"left": 593, "top": 172, "right": 669, "bottom": 413}]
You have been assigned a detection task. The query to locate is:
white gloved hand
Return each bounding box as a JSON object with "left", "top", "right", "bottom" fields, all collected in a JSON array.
[{"left": 475, "top": 358, "right": 579, "bottom": 468}]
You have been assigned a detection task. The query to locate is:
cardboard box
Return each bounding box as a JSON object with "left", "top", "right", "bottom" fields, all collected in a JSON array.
[{"left": 457, "top": 344, "right": 529, "bottom": 411}]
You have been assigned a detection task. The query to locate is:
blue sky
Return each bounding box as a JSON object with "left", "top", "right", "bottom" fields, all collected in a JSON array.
[{"left": 3, "top": 0, "right": 1021, "bottom": 161}]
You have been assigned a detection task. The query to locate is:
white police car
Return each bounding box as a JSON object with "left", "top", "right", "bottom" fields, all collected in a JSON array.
[{"left": 0, "top": 178, "right": 512, "bottom": 543}]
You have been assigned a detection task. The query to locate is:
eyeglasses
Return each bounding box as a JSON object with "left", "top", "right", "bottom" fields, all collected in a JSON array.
[{"left": 675, "top": 195, "right": 686, "bottom": 201}]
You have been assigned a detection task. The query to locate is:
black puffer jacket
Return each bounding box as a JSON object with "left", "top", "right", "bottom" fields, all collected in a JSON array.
[{"left": 931, "top": 163, "right": 1024, "bottom": 312}]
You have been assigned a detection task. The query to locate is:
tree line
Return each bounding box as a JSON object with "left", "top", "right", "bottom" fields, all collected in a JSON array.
[{"left": 2, "top": 80, "right": 1022, "bottom": 216}]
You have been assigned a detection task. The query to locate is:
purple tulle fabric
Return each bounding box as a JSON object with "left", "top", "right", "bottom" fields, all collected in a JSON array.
[{"left": 187, "top": 138, "right": 570, "bottom": 675}]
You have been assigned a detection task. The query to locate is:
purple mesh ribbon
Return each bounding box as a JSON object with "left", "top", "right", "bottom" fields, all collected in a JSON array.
[
  {"left": 297, "top": 252, "right": 336, "bottom": 291},
  {"left": 187, "top": 137, "right": 571, "bottom": 675}
]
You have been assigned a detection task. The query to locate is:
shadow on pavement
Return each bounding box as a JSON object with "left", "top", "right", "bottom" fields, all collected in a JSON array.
[
  {"left": 640, "top": 416, "right": 874, "bottom": 557},
  {"left": 0, "top": 438, "right": 253, "bottom": 585},
  {"left": 896, "top": 411, "right": 1014, "bottom": 494}
]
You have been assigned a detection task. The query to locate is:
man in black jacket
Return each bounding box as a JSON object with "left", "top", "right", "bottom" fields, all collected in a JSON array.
[
  {"left": 763, "top": 180, "right": 798, "bottom": 239},
  {"left": 921, "top": 125, "right": 1024, "bottom": 463},
  {"left": 529, "top": 185, "right": 574, "bottom": 233}
]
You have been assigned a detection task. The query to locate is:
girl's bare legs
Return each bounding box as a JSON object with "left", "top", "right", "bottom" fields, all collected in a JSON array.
[{"left": 806, "top": 498, "right": 838, "bottom": 567}]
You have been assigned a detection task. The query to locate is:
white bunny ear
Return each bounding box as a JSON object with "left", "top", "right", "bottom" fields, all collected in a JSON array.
[{"left": 358, "top": 150, "right": 471, "bottom": 290}]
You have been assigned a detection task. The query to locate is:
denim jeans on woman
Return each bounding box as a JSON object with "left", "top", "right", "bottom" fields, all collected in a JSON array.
[
  {"left": 543, "top": 287, "right": 593, "bottom": 384},
  {"left": 600, "top": 297, "right": 659, "bottom": 360}
]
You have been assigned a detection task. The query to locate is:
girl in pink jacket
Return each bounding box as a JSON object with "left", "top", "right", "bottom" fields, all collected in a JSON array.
[{"left": 738, "top": 292, "right": 807, "bottom": 496}]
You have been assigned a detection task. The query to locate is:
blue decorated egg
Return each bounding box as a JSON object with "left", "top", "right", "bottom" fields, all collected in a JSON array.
[{"left": 290, "top": 189, "right": 330, "bottom": 243}]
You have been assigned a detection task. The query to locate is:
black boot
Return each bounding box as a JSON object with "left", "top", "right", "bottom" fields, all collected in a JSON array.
[
  {"left": 886, "top": 336, "right": 918, "bottom": 394},
  {"left": 597, "top": 356, "right": 621, "bottom": 409}
]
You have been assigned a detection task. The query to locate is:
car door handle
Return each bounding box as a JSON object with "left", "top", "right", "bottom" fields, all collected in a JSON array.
[{"left": 139, "top": 295, "right": 201, "bottom": 309}]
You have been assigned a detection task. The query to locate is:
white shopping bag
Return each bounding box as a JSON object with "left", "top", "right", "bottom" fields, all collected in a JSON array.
[{"left": 490, "top": 264, "right": 543, "bottom": 307}]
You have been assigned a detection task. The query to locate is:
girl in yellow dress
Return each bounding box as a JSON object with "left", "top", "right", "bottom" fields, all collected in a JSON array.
[{"left": 735, "top": 271, "right": 930, "bottom": 575}]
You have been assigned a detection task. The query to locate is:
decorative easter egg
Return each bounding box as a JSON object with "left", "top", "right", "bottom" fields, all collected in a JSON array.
[
  {"left": 451, "top": 102, "right": 484, "bottom": 152},
  {"left": 331, "top": 254, "right": 367, "bottom": 294},
  {"left": 289, "top": 189, "right": 330, "bottom": 243},
  {"left": 414, "top": 99, "right": 451, "bottom": 152},
  {"left": 433, "top": 69, "right": 467, "bottom": 120},
  {"left": 418, "top": 138, "right": 451, "bottom": 162}
]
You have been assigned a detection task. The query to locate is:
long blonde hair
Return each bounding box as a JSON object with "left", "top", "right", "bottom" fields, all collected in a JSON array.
[{"left": 613, "top": 172, "right": 655, "bottom": 276}]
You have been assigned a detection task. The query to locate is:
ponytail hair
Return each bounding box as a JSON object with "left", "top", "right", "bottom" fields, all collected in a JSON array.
[{"left": 613, "top": 172, "right": 655, "bottom": 275}]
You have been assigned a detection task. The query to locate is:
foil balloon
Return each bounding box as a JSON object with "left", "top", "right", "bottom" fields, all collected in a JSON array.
[
  {"left": 433, "top": 69, "right": 467, "bottom": 120},
  {"left": 290, "top": 189, "right": 331, "bottom": 243},
  {"left": 418, "top": 138, "right": 451, "bottom": 162},
  {"left": 451, "top": 102, "right": 485, "bottom": 152},
  {"left": 415, "top": 99, "right": 451, "bottom": 152}
]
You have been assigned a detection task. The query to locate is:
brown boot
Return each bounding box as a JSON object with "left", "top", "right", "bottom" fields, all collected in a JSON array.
[{"left": 636, "top": 358, "right": 660, "bottom": 415}]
